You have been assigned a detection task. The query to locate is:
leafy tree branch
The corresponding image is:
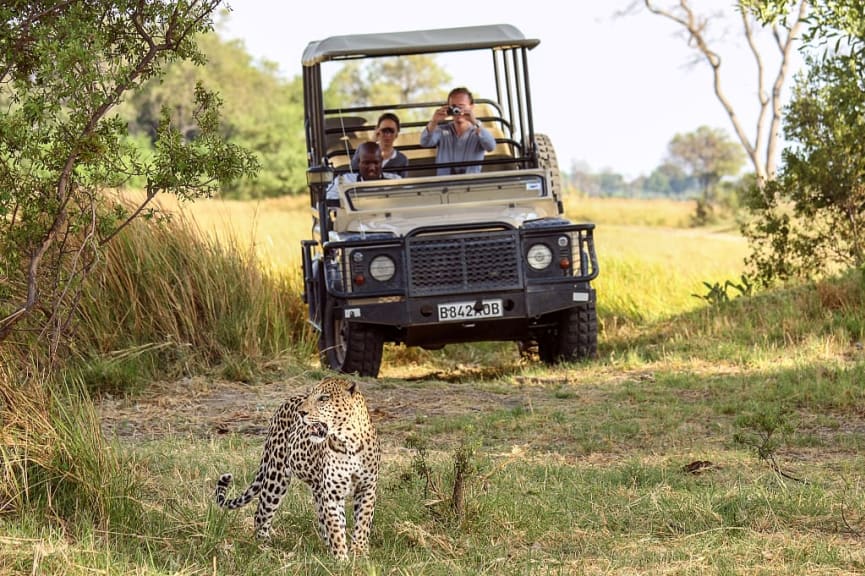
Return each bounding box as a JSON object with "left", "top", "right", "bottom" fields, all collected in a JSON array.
[{"left": 0, "top": 1, "right": 258, "bottom": 358}]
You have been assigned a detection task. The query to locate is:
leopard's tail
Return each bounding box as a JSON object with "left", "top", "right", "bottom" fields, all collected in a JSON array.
[{"left": 214, "top": 471, "right": 263, "bottom": 509}]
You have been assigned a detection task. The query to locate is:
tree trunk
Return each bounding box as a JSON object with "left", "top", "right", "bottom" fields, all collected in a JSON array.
[{"left": 639, "top": 0, "right": 808, "bottom": 185}]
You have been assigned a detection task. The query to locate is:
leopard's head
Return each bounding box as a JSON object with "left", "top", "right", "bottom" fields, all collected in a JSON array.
[{"left": 299, "top": 377, "right": 364, "bottom": 444}]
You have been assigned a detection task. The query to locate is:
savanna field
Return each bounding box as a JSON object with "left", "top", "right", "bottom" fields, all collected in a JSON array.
[{"left": 2, "top": 195, "right": 864, "bottom": 575}]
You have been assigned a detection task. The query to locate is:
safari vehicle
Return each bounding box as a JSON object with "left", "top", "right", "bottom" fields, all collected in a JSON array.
[{"left": 300, "top": 24, "right": 599, "bottom": 378}]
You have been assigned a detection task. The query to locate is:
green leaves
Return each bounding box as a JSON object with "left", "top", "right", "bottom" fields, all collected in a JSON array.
[
  {"left": 0, "top": 0, "right": 259, "bottom": 359},
  {"left": 693, "top": 275, "right": 754, "bottom": 306},
  {"left": 741, "top": 2, "right": 865, "bottom": 285},
  {"left": 146, "top": 82, "right": 259, "bottom": 201}
]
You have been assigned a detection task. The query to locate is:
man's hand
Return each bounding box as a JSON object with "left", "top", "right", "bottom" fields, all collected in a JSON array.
[
  {"left": 463, "top": 106, "right": 477, "bottom": 126},
  {"left": 428, "top": 106, "right": 449, "bottom": 130}
]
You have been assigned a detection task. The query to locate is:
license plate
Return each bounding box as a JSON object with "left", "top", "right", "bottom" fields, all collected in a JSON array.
[{"left": 437, "top": 299, "right": 503, "bottom": 322}]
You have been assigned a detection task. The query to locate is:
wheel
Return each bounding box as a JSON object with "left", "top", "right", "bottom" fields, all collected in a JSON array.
[
  {"left": 320, "top": 298, "right": 384, "bottom": 377},
  {"left": 535, "top": 133, "right": 563, "bottom": 199},
  {"left": 538, "top": 302, "right": 598, "bottom": 364},
  {"left": 557, "top": 302, "right": 598, "bottom": 361}
]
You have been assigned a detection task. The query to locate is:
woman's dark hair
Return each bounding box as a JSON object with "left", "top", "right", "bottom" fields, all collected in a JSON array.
[{"left": 377, "top": 112, "right": 400, "bottom": 131}]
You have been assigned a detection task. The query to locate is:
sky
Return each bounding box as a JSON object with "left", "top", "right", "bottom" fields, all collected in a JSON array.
[{"left": 219, "top": 1, "right": 801, "bottom": 179}]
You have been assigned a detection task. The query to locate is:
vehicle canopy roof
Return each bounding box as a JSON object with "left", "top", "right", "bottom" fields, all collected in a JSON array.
[{"left": 302, "top": 23, "right": 540, "bottom": 66}]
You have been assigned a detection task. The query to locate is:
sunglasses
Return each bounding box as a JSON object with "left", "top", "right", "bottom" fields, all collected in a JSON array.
[{"left": 378, "top": 127, "right": 397, "bottom": 135}]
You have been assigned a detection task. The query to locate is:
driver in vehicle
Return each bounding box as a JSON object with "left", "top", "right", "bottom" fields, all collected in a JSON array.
[
  {"left": 327, "top": 141, "right": 400, "bottom": 199},
  {"left": 420, "top": 86, "right": 496, "bottom": 175}
]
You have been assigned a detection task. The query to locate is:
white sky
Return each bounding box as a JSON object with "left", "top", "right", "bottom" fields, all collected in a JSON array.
[{"left": 219, "top": 1, "right": 802, "bottom": 179}]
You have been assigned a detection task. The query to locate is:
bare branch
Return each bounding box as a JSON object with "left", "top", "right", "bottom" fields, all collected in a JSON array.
[
  {"left": 641, "top": 0, "right": 809, "bottom": 184},
  {"left": 44, "top": 192, "right": 100, "bottom": 359},
  {"left": 841, "top": 502, "right": 863, "bottom": 537},
  {"left": 645, "top": 0, "right": 760, "bottom": 178},
  {"left": 99, "top": 186, "right": 159, "bottom": 246},
  {"left": 742, "top": 10, "right": 769, "bottom": 180},
  {"left": 765, "top": 1, "right": 808, "bottom": 178},
  {"left": 0, "top": 180, "right": 77, "bottom": 340}
]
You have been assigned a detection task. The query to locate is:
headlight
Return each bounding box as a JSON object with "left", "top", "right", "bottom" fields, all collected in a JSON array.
[
  {"left": 527, "top": 243, "right": 553, "bottom": 270},
  {"left": 369, "top": 255, "right": 396, "bottom": 282}
]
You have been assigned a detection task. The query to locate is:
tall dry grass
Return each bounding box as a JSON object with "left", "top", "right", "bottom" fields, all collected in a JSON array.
[
  {"left": 119, "top": 192, "right": 311, "bottom": 272},
  {"left": 75, "top": 211, "right": 315, "bottom": 385},
  {"left": 0, "top": 375, "right": 140, "bottom": 525}
]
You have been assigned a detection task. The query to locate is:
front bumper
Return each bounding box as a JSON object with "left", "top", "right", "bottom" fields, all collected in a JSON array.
[{"left": 302, "top": 220, "right": 598, "bottom": 341}]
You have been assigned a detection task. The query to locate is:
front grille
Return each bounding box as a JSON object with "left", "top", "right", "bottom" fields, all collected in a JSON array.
[{"left": 407, "top": 230, "right": 522, "bottom": 296}]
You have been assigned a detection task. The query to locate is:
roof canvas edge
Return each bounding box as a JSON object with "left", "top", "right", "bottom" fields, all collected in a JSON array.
[{"left": 302, "top": 24, "right": 539, "bottom": 66}]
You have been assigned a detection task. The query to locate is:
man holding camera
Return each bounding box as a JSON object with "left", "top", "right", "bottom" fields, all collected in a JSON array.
[{"left": 421, "top": 86, "right": 496, "bottom": 175}]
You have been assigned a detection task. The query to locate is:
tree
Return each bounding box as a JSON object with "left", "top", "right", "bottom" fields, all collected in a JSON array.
[
  {"left": 598, "top": 170, "right": 628, "bottom": 196},
  {"left": 742, "top": 3, "right": 865, "bottom": 284},
  {"left": 126, "top": 32, "right": 307, "bottom": 198},
  {"left": 0, "top": 1, "right": 258, "bottom": 356},
  {"left": 631, "top": 0, "right": 808, "bottom": 184},
  {"left": 645, "top": 162, "right": 694, "bottom": 197},
  {"left": 368, "top": 56, "right": 452, "bottom": 107},
  {"left": 325, "top": 55, "right": 452, "bottom": 122},
  {"left": 667, "top": 126, "right": 746, "bottom": 222}
]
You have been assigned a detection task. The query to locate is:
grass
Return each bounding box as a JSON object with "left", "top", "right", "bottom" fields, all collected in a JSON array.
[
  {"left": 2, "top": 195, "right": 865, "bottom": 574},
  {"left": 73, "top": 204, "right": 315, "bottom": 386},
  {"left": 564, "top": 195, "right": 707, "bottom": 229},
  {"left": 7, "top": 360, "right": 862, "bottom": 574}
]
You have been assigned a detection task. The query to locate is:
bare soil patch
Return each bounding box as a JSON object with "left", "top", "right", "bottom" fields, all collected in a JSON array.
[{"left": 96, "top": 373, "right": 564, "bottom": 448}]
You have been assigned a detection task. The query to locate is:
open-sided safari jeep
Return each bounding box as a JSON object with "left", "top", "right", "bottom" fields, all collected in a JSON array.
[{"left": 300, "top": 24, "right": 599, "bottom": 378}]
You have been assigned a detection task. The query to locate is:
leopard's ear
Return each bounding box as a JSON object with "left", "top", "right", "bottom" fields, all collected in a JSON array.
[{"left": 342, "top": 379, "right": 357, "bottom": 395}]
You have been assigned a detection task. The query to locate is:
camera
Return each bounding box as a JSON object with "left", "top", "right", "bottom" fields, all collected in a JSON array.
[{"left": 447, "top": 105, "right": 462, "bottom": 116}]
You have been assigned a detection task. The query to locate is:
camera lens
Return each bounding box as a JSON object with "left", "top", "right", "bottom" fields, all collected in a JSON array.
[{"left": 448, "top": 105, "right": 461, "bottom": 115}]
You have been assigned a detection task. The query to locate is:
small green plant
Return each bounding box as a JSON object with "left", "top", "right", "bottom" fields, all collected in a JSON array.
[
  {"left": 693, "top": 274, "right": 754, "bottom": 305},
  {"left": 733, "top": 405, "right": 805, "bottom": 483},
  {"left": 404, "top": 432, "right": 481, "bottom": 524}
]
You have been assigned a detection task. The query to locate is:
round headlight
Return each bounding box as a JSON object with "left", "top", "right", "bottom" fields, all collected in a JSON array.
[
  {"left": 369, "top": 255, "right": 396, "bottom": 282},
  {"left": 527, "top": 244, "right": 553, "bottom": 270}
]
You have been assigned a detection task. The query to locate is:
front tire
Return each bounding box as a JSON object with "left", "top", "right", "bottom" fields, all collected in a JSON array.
[
  {"left": 321, "top": 299, "right": 384, "bottom": 377},
  {"left": 538, "top": 302, "right": 598, "bottom": 364}
]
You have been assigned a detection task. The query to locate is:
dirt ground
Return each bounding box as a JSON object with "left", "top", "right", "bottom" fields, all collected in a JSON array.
[{"left": 96, "top": 372, "right": 566, "bottom": 449}]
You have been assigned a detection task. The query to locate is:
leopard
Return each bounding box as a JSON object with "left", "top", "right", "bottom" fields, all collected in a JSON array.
[{"left": 214, "top": 376, "right": 380, "bottom": 559}]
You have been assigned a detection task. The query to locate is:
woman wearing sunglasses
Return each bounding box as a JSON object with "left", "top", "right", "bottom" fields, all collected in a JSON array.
[{"left": 352, "top": 112, "right": 408, "bottom": 177}]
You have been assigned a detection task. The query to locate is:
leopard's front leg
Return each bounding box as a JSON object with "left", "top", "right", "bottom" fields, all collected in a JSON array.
[
  {"left": 350, "top": 479, "right": 377, "bottom": 555},
  {"left": 320, "top": 496, "right": 349, "bottom": 560}
]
